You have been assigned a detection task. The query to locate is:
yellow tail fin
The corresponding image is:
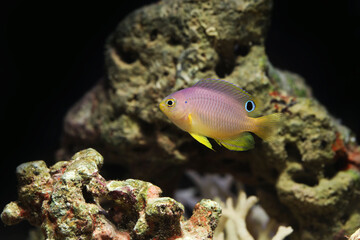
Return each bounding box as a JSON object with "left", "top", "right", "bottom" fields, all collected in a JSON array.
[{"left": 253, "top": 113, "right": 282, "bottom": 141}]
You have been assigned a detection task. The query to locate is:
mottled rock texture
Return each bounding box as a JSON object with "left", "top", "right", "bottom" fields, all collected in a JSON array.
[
  {"left": 56, "top": 0, "right": 360, "bottom": 239},
  {"left": 1, "top": 148, "right": 221, "bottom": 240}
]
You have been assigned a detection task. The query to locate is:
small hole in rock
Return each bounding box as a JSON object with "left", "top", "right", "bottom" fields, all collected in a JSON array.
[
  {"left": 215, "top": 58, "right": 234, "bottom": 78},
  {"left": 215, "top": 41, "right": 235, "bottom": 78},
  {"left": 292, "top": 172, "right": 318, "bottom": 187},
  {"left": 150, "top": 29, "right": 158, "bottom": 41},
  {"left": 285, "top": 143, "right": 302, "bottom": 162},
  {"left": 320, "top": 140, "right": 327, "bottom": 149},
  {"left": 116, "top": 47, "right": 139, "bottom": 64},
  {"left": 324, "top": 165, "right": 336, "bottom": 179},
  {"left": 168, "top": 35, "right": 182, "bottom": 45},
  {"left": 333, "top": 150, "right": 349, "bottom": 171},
  {"left": 234, "top": 44, "right": 250, "bottom": 57},
  {"left": 82, "top": 186, "right": 96, "bottom": 204}
]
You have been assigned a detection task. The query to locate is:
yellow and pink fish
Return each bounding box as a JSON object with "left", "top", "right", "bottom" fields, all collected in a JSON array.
[{"left": 159, "top": 78, "right": 282, "bottom": 151}]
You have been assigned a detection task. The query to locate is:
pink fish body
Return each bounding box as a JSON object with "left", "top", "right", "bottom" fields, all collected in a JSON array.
[{"left": 159, "top": 79, "right": 281, "bottom": 151}]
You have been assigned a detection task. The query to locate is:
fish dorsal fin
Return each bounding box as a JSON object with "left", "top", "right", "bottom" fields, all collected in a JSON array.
[{"left": 193, "top": 79, "right": 261, "bottom": 114}]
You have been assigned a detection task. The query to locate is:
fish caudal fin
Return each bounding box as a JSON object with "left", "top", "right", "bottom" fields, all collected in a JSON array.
[
  {"left": 216, "top": 132, "right": 255, "bottom": 151},
  {"left": 253, "top": 113, "right": 282, "bottom": 141}
]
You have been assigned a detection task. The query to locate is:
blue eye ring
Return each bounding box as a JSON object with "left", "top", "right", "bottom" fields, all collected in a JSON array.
[{"left": 245, "top": 100, "right": 255, "bottom": 112}]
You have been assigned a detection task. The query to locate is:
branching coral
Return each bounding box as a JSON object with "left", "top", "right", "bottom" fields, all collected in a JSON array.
[
  {"left": 214, "top": 190, "right": 293, "bottom": 240},
  {"left": 1, "top": 148, "right": 221, "bottom": 239}
]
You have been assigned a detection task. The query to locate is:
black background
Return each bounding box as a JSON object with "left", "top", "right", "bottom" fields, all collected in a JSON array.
[{"left": 1, "top": 0, "right": 359, "bottom": 239}]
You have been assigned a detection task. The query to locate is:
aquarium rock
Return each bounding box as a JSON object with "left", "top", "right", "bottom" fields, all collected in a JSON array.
[
  {"left": 1, "top": 148, "right": 221, "bottom": 239},
  {"left": 57, "top": 0, "right": 360, "bottom": 239}
]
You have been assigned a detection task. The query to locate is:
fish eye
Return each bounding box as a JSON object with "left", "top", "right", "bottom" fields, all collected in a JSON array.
[
  {"left": 245, "top": 100, "right": 255, "bottom": 112},
  {"left": 166, "top": 98, "right": 176, "bottom": 107}
]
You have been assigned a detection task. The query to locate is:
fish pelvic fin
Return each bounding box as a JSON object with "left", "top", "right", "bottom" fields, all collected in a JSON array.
[
  {"left": 217, "top": 132, "right": 255, "bottom": 151},
  {"left": 252, "top": 113, "right": 283, "bottom": 141},
  {"left": 189, "top": 133, "right": 214, "bottom": 151}
]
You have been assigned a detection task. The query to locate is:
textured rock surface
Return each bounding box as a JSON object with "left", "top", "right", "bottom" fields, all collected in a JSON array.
[
  {"left": 1, "top": 148, "right": 221, "bottom": 239},
  {"left": 56, "top": 0, "right": 360, "bottom": 239}
]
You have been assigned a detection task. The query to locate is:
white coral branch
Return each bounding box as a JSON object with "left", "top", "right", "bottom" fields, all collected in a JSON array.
[
  {"left": 214, "top": 189, "right": 293, "bottom": 240},
  {"left": 349, "top": 228, "right": 360, "bottom": 240},
  {"left": 272, "top": 226, "right": 293, "bottom": 240}
]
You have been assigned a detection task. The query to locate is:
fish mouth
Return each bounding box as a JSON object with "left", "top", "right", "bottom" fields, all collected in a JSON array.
[{"left": 159, "top": 101, "right": 166, "bottom": 112}]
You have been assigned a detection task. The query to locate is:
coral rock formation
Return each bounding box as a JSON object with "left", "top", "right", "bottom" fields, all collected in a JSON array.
[
  {"left": 1, "top": 148, "right": 221, "bottom": 239},
  {"left": 56, "top": 0, "right": 360, "bottom": 239}
]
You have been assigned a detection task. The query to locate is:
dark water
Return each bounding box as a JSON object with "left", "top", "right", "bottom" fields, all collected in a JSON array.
[{"left": 1, "top": 0, "right": 359, "bottom": 239}]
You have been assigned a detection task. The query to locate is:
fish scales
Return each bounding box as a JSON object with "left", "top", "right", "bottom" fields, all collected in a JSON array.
[{"left": 185, "top": 87, "right": 248, "bottom": 139}]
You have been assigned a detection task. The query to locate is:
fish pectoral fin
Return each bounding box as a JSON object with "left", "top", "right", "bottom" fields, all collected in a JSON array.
[
  {"left": 189, "top": 133, "right": 214, "bottom": 151},
  {"left": 217, "top": 132, "right": 255, "bottom": 151}
]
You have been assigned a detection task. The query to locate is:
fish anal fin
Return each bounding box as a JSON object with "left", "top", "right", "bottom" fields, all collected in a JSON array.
[
  {"left": 189, "top": 133, "right": 214, "bottom": 151},
  {"left": 217, "top": 132, "right": 255, "bottom": 151}
]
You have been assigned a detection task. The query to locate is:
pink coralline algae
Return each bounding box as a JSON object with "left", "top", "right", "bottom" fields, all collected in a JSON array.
[{"left": 1, "top": 148, "right": 221, "bottom": 239}]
